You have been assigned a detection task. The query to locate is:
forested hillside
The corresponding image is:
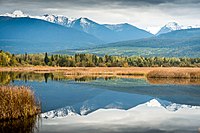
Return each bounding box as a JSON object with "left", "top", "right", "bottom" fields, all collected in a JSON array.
[
  {"left": 56, "top": 28, "right": 200, "bottom": 57},
  {"left": 0, "top": 16, "right": 102, "bottom": 53}
]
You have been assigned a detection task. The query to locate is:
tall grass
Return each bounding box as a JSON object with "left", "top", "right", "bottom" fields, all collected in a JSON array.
[
  {"left": 147, "top": 70, "right": 200, "bottom": 79},
  {"left": 0, "top": 86, "right": 40, "bottom": 121}
]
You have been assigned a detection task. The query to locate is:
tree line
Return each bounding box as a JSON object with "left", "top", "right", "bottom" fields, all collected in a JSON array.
[{"left": 0, "top": 50, "right": 200, "bottom": 67}]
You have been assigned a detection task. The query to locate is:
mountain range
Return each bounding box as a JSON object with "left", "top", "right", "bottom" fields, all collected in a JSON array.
[
  {"left": 0, "top": 10, "right": 156, "bottom": 53},
  {"left": 2, "top": 10, "right": 199, "bottom": 35},
  {"left": 0, "top": 16, "right": 102, "bottom": 53},
  {"left": 156, "top": 22, "right": 200, "bottom": 35},
  {"left": 41, "top": 98, "right": 200, "bottom": 118},
  {"left": 0, "top": 10, "right": 200, "bottom": 56},
  {"left": 56, "top": 28, "right": 200, "bottom": 57},
  {"left": 0, "top": 10, "right": 153, "bottom": 42}
]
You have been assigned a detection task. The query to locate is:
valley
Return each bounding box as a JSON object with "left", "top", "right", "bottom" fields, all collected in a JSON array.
[{"left": 0, "top": 7, "right": 200, "bottom": 133}]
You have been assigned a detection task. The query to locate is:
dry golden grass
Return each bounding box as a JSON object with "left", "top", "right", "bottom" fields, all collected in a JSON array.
[
  {"left": 0, "top": 66, "right": 152, "bottom": 74},
  {"left": 0, "top": 66, "right": 199, "bottom": 73},
  {"left": 147, "top": 69, "right": 200, "bottom": 79},
  {"left": 0, "top": 86, "right": 40, "bottom": 121},
  {"left": 1, "top": 66, "right": 200, "bottom": 83}
]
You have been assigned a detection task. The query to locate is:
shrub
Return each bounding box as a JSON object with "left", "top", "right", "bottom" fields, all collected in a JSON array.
[{"left": 0, "top": 86, "right": 40, "bottom": 121}]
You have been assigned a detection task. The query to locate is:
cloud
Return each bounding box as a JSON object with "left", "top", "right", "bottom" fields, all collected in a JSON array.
[
  {"left": 0, "top": 0, "right": 199, "bottom": 29},
  {"left": 1, "top": 0, "right": 200, "bottom": 7},
  {"left": 1, "top": 0, "right": 200, "bottom": 10}
]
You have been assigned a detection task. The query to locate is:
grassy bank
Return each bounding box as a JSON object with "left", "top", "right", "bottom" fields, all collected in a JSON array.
[
  {"left": 147, "top": 69, "right": 200, "bottom": 79},
  {"left": 1, "top": 66, "right": 200, "bottom": 79},
  {"left": 0, "top": 86, "right": 40, "bottom": 121}
]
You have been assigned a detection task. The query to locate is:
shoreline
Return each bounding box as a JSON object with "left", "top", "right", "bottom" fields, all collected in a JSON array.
[
  {"left": 1, "top": 67, "right": 200, "bottom": 83},
  {"left": 1, "top": 66, "right": 200, "bottom": 73}
]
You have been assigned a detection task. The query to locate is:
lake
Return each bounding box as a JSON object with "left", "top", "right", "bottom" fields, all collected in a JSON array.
[{"left": 1, "top": 72, "right": 200, "bottom": 133}]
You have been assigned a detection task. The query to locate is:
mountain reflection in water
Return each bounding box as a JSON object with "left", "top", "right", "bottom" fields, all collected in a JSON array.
[{"left": 1, "top": 72, "right": 200, "bottom": 133}]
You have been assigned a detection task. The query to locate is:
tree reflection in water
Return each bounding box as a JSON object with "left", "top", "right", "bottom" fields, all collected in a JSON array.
[{"left": 1, "top": 71, "right": 199, "bottom": 86}]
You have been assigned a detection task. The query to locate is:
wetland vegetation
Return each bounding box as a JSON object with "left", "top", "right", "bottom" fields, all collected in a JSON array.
[{"left": 0, "top": 85, "right": 40, "bottom": 121}]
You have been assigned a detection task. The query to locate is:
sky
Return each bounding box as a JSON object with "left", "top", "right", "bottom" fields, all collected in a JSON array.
[{"left": 0, "top": 0, "right": 200, "bottom": 33}]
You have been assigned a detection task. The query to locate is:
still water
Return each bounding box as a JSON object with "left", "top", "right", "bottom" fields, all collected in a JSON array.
[{"left": 1, "top": 72, "right": 200, "bottom": 133}]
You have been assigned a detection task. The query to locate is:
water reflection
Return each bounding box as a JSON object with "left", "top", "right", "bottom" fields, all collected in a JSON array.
[
  {"left": 0, "top": 116, "right": 39, "bottom": 133},
  {"left": 39, "top": 98, "right": 200, "bottom": 133},
  {"left": 0, "top": 72, "right": 116, "bottom": 84},
  {"left": 1, "top": 72, "right": 200, "bottom": 133},
  {"left": 1, "top": 72, "right": 200, "bottom": 85},
  {"left": 1, "top": 72, "right": 200, "bottom": 112},
  {"left": 147, "top": 77, "right": 200, "bottom": 85}
]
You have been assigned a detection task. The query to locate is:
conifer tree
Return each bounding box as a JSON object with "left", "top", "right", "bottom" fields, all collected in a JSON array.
[{"left": 44, "top": 52, "right": 49, "bottom": 65}]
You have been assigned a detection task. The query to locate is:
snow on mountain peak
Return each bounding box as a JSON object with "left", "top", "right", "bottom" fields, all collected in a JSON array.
[
  {"left": 80, "top": 105, "right": 91, "bottom": 115},
  {"left": 1, "top": 10, "right": 28, "bottom": 18},
  {"left": 40, "top": 14, "right": 69, "bottom": 25},
  {"left": 13, "top": 10, "right": 25, "bottom": 17},
  {"left": 156, "top": 22, "right": 182, "bottom": 35},
  {"left": 41, "top": 107, "right": 79, "bottom": 119},
  {"left": 146, "top": 99, "right": 162, "bottom": 107},
  {"left": 78, "top": 17, "right": 97, "bottom": 28},
  {"left": 1, "top": 10, "right": 199, "bottom": 36},
  {"left": 145, "top": 99, "right": 200, "bottom": 112},
  {"left": 156, "top": 21, "right": 200, "bottom": 35},
  {"left": 165, "top": 22, "right": 182, "bottom": 30}
]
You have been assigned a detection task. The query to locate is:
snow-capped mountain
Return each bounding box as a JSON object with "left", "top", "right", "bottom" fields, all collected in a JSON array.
[
  {"left": 41, "top": 98, "right": 200, "bottom": 119},
  {"left": 68, "top": 17, "right": 120, "bottom": 42},
  {"left": 69, "top": 17, "right": 108, "bottom": 33},
  {"left": 36, "top": 14, "right": 77, "bottom": 26},
  {"left": 0, "top": 10, "right": 28, "bottom": 18},
  {"left": 0, "top": 10, "right": 73, "bottom": 26},
  {"left": 145, "top": 99, "right": 200, "bottom": 112},
  {"left": 156, "top": 22, "right": 182, "bottom": 35},
  {"left": 41, "top": 105, "right": 94, "bottom": 118},
  {"left": 3, "top": 11, "right": 115, "bottom": 42},
  {"left": 1, "top": 10, "right": 199, "bottom": 41},
  {"left": 156, "top": 22, "right": 200, "bottom": 35},
  {"left": 0, "top": 10, "right": 153, "bottom": 42},
  {"left": 40, "top": 14, "right": 70, "bottom": 26},
  {"left": 0, "top": 15, "right": 103, "bottom": 53},
  {"left": 41, "top": 106, "right": 79, "bottom": 119}
]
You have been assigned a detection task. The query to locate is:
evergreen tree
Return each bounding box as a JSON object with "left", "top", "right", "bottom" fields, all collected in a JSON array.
[
  {"left": 44, "top": 52, "right": 49, "bottom": 65},
  {"left": 51, "top": 55, "right": 55, "bottom": 61},
  {"left": 24, "top": 52, "right": 28, "bottom": 61}
]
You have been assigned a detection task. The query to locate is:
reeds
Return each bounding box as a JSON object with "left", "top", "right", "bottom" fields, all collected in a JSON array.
[
  {"left": 147, "top": 70, "right": 200, "bottom": 79},
  {"left": 0, "top": 86, "right": 41, "bottom": 121}
]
